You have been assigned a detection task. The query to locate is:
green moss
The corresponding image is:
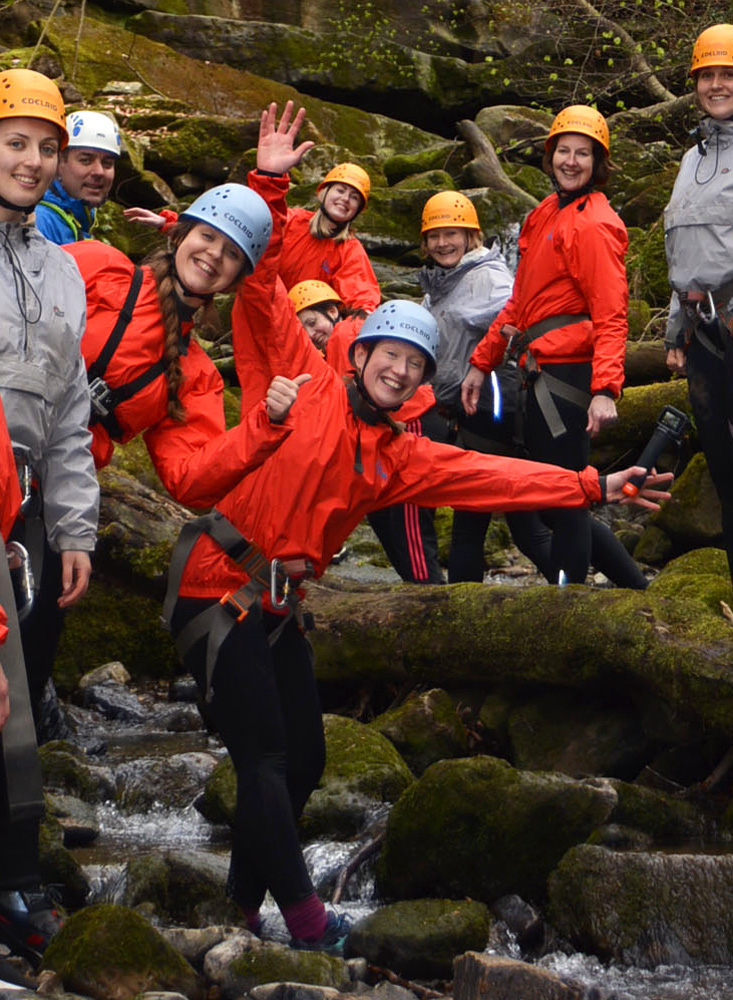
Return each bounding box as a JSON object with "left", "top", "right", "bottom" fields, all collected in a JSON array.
[
  {"left": 55, "top": 578, "right": 178, "bottom": 690},
  {"left": 229, "top": 946, "right": 346, "bottom": 989},
  {"left": 42, "top": 903, "right": 201, "bottom": 998}
]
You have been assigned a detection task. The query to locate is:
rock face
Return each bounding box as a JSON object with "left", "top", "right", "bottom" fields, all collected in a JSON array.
[
  {"left": 347, "top": 899, "right": 491, "bottom": 978},
  {"left": 42, "top": 903, "right": 204, "bottom": 1000},
  {"left": 548, "top": 844, "right": 733, "bottom": 967},
  {"left": 376, "top": 756, "right": 617, "bottom": 903}
]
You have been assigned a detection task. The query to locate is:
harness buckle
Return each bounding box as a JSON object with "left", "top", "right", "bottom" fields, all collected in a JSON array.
[
  {"left": 89, "top": 376, "right": 114, "bottom": 418},
  {"left": 12, "top": 444, "right": 37, "bottom": 516},
  {"left": 219, "top": 590, "right": 249, "bottom": 622},
  {"left": 696, "top": 290, "right": 717, "bottom": 325},
  {"left": 270, "top": 558, "right": 291, "bottom": 610},
  {"left": 6, "top": 540, "right": 34, "bottom": 622}
]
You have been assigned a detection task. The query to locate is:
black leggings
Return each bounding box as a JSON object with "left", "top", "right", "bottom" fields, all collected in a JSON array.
[
  {"left": 687, "top": 328, "right": 733, "bottom": 581},
  {"left": 171, "top": 600, "right": 325, "bottom": 911},
  {"left": 524, "top": 362, "right": 593, "bottom": 584}
]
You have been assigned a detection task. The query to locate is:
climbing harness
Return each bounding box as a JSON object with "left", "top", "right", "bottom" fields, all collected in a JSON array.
[
  {"left": 86, "top": 266, "right": 174, "bottom": 439},
  {"left": 162, "top": 510, "right": 313, "bottom": 701},
  {"left": 504, "top": 313, "right": 592, "bottom": 439}
]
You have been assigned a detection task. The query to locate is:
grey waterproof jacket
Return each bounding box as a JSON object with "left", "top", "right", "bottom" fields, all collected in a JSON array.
[
  {"left": 664, "top": 118, "right": 733, "bottom": 348},
  {"left": 419, "top": 243, "right": 513, "bottom": 407},
  {"left": 0, "top": 222, "right": 98, "bottom": 552}
]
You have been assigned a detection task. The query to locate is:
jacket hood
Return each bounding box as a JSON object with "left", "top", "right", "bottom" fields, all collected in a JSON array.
[{"left": 418, "top": 244, "right": 502, "bottom": 297}]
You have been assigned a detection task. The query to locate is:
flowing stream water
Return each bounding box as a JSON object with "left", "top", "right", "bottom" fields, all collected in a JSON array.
[{"left": 59, "top": 689, "right": 733, "bottom": 1000}]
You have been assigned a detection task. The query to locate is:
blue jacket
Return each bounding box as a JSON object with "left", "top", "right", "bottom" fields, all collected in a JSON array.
[{"left": 35, "top": 181, "right": 95, "bottom": 245}]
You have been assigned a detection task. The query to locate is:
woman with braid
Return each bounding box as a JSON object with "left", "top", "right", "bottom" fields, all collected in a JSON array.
[{"left": 63, "top": 103, "right": 313, "bottom": 506}]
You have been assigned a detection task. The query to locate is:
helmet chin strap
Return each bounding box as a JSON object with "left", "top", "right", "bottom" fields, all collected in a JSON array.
[
  {"left": 0, "top": 192, "right": 36, "bottom": 216},
  {"left": 171, "top": 256, "right": 214, "bottom": 303}
]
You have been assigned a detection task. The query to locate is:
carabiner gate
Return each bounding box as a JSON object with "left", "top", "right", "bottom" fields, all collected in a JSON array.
[
  {"left": 270, "top": 558, "right": 290, "bottom": 610},
  {"left": 696, "top": 290, "right": 717, "bottom": 325}
]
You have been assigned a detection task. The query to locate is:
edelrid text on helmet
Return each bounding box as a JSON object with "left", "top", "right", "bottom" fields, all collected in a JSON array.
[
  {"left": 180, "top": 184, "right": 272, "bottom": 274},
  {"left": 349, "top": 300, "right": 439, "bottom": 381},
  {"left": 316, "top": 163, "right": 371, "bottom": 207},
  {"left": 545, "top": 105, "right": 610, "bottom": 155},
  {"left": 421, "top": 191, "right": 480, "bottom": 233},
  {"left": 690, "top": 24, "right": 733, "bottom": 75},
  {"left": 0, "top": 69, "right": 67, "bottom": 148},
  {"left": 66, "top": 110, "right": 121, "bottom": 157}
]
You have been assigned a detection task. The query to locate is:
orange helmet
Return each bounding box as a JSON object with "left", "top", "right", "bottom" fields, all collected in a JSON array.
[
  {"left": 288, "top": 280, "right": 342, "bottom": 313},
  {"left": 0, "top": 68, "right": 67, "bottom": 148},
  {"left": 421, "top": 191, "right": 480, "bottom": 233},
  {"left": 545, "top": 105, "right": 609, "bottom": 155},
  {"left": 316, "top": 163, "right": 370, "bottom": 207},
  {"left": 690, "top": 24, "right": 733, "bottom": 76}
]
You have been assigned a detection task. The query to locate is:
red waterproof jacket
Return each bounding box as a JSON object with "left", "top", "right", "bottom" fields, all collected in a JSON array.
[
  {"left": 180, "top": 283, "right": 603, "bottom": 603},
  {"left": 63, "top": 241, "right": 292, "bottom": 510},
  {"left": 278, "top": 206, "right": 381, "bottom": 312},
  {"left": 470, "top": 191, "right": 628, "bottom": 398},
  {"left": 233, "top": 174, "right": 435, "bottom": 424},
  {"left": 0, "top": 395, "right": 20, "bottom": 646}
]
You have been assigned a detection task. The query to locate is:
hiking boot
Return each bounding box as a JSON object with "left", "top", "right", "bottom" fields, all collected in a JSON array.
[
  {"left": 0, "top": 888, "right": 63, "bottom": 966},
  {"left": 289, "top": 911, "right": 352, "bottom": 957}
]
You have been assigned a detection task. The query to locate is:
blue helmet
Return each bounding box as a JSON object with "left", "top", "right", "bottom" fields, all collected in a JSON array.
[
  {"left": 349, "top": 300, "right": 439, "bottom": 381},
  {"left": 180, "top": 184, "right": 272, "bottom": 274}
]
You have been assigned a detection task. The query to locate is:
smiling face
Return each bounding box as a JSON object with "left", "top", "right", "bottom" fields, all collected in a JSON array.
[
  {"left": 58, "top": 147, "right": 116, "bottom": 206},
  {"left": 551, "top": 133, "right": 594, "bottom": 193},
  {"left": 298, "top": 303, "right": 340, "bottom": 351},
  {"left": 425, "top": 226, "right": 470, "bottom": 269},
  {"left": 174, "top": 223, "right": 247, "bottom": 298},
  {"left": 0, "top": 117, "right": 59, "bottom": 219},
  {"left": 319, "top": 182, "right": 363, "bottom": 224},
  {"left": 352, "top": 337, "right": 426, "bottom": 409},
  {"left": 696, "top": 65, "right": 733, "bottom": 120}
]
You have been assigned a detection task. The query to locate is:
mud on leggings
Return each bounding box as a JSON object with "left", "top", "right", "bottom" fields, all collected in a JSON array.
[
  {"left": 524, "top": 362, "right": 592, "bottom": 584},
  {"left": 171, "top": 599, "right": 325, "bottom": 911},
  {"left": 687, "top": 329, "right": 733, "bottom": 583}
]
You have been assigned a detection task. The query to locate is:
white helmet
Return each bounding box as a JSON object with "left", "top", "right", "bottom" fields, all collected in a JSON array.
[{"left": 66, "top": 110, "right": 122, "bottom": 157}]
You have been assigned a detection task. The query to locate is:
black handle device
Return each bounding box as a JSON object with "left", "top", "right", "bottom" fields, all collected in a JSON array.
[{"left": 622, "top": 405, "right": 689, "bottom": 497}]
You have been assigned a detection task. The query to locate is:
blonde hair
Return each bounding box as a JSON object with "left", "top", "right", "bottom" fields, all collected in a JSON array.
[{"left": 308, "top": 207, "right": 354, "bottom": 243}]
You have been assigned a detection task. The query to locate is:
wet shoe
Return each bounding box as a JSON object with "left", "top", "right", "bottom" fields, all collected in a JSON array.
[
  {"left": 0, "top": 888, "right": 63, "bottom": 966},
  {"left": 289, "top": 911, "right": 352, "bottom": 957}
]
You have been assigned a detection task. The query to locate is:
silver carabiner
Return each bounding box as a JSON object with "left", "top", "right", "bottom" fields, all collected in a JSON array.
[
  {"left": 696, "top": 289, "right": 717, "bottom": 325},
  {"left": 270, "top": 558, "right": 290, "bottom": 610},
  {"left": 6, "top": 540, "right": 35, "bottom": 622},
  {"left": 12, "top": 443, "right": 35, "bottom": 515}
]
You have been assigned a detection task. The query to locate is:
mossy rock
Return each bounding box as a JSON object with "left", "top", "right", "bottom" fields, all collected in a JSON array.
[
  {"left": 39, "top": 812, "right": 90, "bottom": 909},
  {"left": 124, "top": 851, "right": 241, "bottom": 927},
  {"left": 589, "top": 379, "right": 691, "bottom": 470},
  {"left": 649, "top": 451, "right": 724, "bottom": 548},
  {"left": 503, "top": 162, "right": 553, "bottom": 203},
  {"left": 301, "top": 714, "right": 414, "bottom": 838},
  {"left": 632, "top": 523, "right": 674, "bottom": 565},
  {"left": 198, "top": 754, "right": 237, "bottom": 826},
  {"left": 474, "top": 104, "right": 552, "bottom": 149},
  {"left": 38, "top": 742, "right": 116, "bottom": 803},
  {"left": 607, "top": 779, "right": 706, "bottom": 843},
  {"left": 647, "top": 546, "right": 733, "bottom": 613},
  {"left": 54, "top": 578, "right": 179, "bottom": 692},
  {"left": 42, "top": 902, "right": 203, "bottom": 1000},
  {"left": 370, "top": 688, "right": 469, "bottom": 776},
  {"left": 507, "top": 690, "right": 653, "bottom": 780},
  {"left": 347, "top": 898, "right": 491, "bottom": 978},
  {"left": 627, "top": 298, "right": 653, "bottom": 339},
  {"left": 547, "top": 843, "right": 733, "bottom": 967},
  {"left": 377, "top": 756, "right": 616, "bottom": 904},
  {"left": 383, "top": 144, "right": 470, "bottom": 186},
  {"left": 392, "top": 169, "right": 456, "bottom": 192},
  {"left": 227, "top": 944, "right": 347, "bottom": 991}
]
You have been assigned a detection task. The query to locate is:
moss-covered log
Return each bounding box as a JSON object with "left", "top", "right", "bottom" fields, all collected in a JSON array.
[{"left": 305, "top": 552, "right": 733, "bottom": 736}]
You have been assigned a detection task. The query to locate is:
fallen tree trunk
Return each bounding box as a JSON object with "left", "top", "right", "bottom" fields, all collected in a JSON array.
[{"left": 304, "top": 565, "right": 733, "bottom": 737}]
